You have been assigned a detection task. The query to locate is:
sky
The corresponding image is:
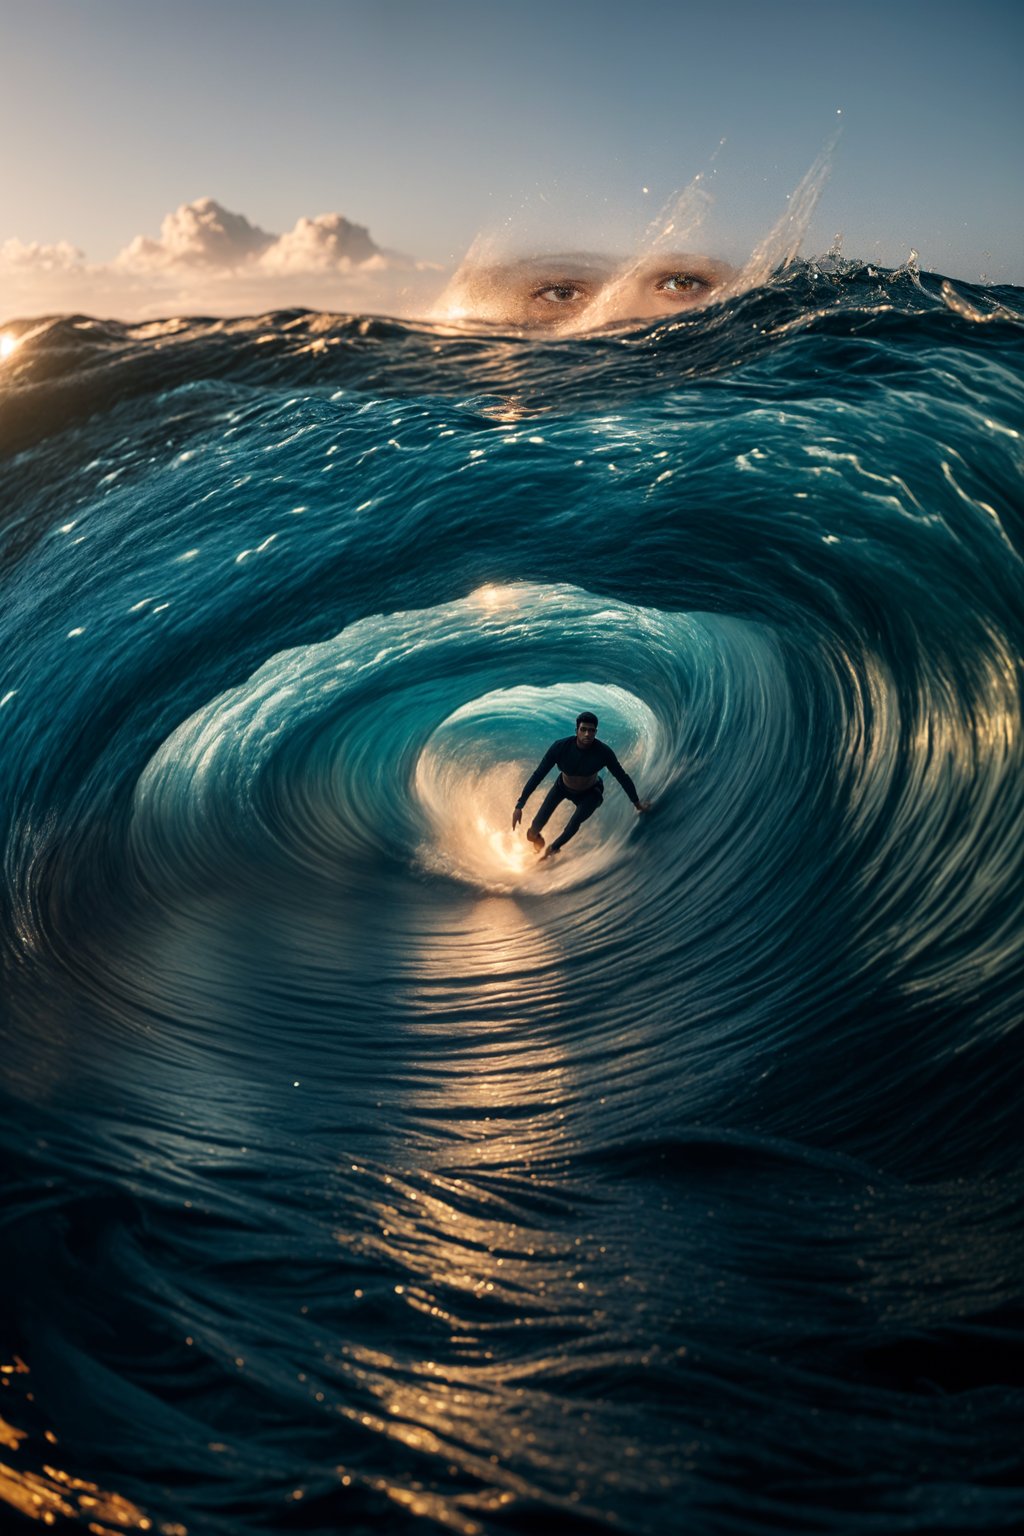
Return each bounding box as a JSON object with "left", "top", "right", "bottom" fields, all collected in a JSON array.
[{"left": 1, "top": 0, "right": 1022, "bottom": 322}]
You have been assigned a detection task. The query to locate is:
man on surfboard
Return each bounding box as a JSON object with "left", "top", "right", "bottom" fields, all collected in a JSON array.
[{"left": 512, "top": 712, "right": 650, "bottom": 858}]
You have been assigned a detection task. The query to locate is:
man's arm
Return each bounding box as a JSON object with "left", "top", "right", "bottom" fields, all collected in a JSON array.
[
  {"left": 512, "top": 741, "right": 560, "bottom": 828},
  {"left": 602, "top": 745, "right": 646, "bottom": 809}
]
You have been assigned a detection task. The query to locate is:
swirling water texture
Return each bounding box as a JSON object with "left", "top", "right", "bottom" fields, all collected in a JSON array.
[{"left": 1, "top": 265, "right": 1023, "bottom": 1535}]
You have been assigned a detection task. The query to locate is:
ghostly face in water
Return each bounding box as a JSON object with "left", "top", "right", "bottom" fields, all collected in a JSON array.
[{"left": 434, "top": 252, "right": 736, "bottom": 332}]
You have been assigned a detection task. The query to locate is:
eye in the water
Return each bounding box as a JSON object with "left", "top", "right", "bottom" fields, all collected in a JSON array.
[
  {"left": 532, "top": 283, "right": 587, "bottom": 305},
  {"left": 657, "top": 272, "right": 710, "bottom": 296}
]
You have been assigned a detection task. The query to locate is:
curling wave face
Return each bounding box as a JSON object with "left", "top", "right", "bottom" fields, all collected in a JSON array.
[
  {"left": 1, "top": 262, "right": 1024, "bottom": 1536},
  {"left": 128, "top": 586, "right": 767, "bottom": 897}
]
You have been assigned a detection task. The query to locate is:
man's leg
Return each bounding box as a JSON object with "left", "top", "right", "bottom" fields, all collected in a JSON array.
[
  {"left": 527, "top": 780, "right": 567, "bottom": 846},
  {"left": 548, "top": 784, "right": 603, "bottom": 853}
]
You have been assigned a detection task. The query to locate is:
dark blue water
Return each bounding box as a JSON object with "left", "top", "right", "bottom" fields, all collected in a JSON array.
[{"left": 2, "top": 263, "right": 1023, "bottom": 1535}]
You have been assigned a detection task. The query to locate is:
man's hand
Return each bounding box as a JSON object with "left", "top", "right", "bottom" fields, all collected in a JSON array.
[
  {"left": 635, "top": 801, "right": 652, "bottom": 814},
  {"left": 512, "top": 805, "right": 523, "bottom": 830}
]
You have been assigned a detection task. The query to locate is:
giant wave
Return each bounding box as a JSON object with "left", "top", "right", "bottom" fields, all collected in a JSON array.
[{"left": 1, "top": 262, "right": 1023, "bottom": 1535}]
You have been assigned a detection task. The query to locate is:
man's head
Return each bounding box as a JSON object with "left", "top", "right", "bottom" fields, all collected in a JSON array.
[
  {"left": 431, "top": 251, "right": 736, "bottom": 333},
  {"left": 576, "top": 711, "right": 598, "bottom": 747}
]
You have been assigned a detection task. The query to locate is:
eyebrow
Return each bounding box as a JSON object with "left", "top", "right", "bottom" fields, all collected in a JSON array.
[
  {"left": 626, "top": 255, "right": 733, "bottom": 280},
  {"left": 506, "top": 258, "right": 619, "bottom": 284}
]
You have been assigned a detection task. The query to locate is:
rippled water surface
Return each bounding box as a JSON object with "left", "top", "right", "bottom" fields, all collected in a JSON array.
[{"left": 2, "top": 264, "right": 1023, "bottom": 1535}]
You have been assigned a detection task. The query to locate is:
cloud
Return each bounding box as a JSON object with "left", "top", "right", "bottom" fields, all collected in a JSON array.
[
  {"left": 1, "top": 237, "right": 84, "bottom": 272},
  {"left": 1, "top": 199, "right": 444, "bottom": 322},
  {"left": 115, "top": 198, "right": 403, "bottom": 278},
  {"left": 116, "top": 197, "right": 274, "bottom": 271},
  {"left": 259, "top": 213, "right": 384, "bottom": 272}
]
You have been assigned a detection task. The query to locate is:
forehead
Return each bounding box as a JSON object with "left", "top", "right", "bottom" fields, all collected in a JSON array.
[
  {"left": 465, "top": 250, "right": 730, "bottom": 285},
  {"left": 452, "top": 253, "right": 618, "bottom": 298},
  {"left": 512, "top": 252, "right": 619, "bottom": 278}
]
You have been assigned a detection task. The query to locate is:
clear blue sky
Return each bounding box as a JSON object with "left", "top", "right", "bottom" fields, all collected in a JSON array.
[{"left": 2, "top": 0, "right": 1022, "bottom": 281}]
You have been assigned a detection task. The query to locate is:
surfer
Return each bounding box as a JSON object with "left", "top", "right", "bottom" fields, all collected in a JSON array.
[{"left": 512, "top": 712, "right": 650, "bottom": 858}]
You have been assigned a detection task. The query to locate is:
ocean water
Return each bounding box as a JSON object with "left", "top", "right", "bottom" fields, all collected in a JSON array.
[{"left": 1, "top": 262, "right": 1023, "bottom": 1535}]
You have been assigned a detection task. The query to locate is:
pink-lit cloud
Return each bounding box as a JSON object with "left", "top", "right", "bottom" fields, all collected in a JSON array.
[
  {"left": 1, "top": 237, "right": 85, "bottom": 272},
  {"left": 115, "top": 198, "right": 275, "bottom": 271},
  {"left": 259, "top": 213, "right": 384, "bottom": 273},
  {"left": 1, "top": 199, "right": 444, "bottom": 322}
]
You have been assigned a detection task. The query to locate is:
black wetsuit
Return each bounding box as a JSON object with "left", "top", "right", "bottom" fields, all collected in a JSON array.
[{"left": 516, "top": 737, "right": 640, "bottom": 852}]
